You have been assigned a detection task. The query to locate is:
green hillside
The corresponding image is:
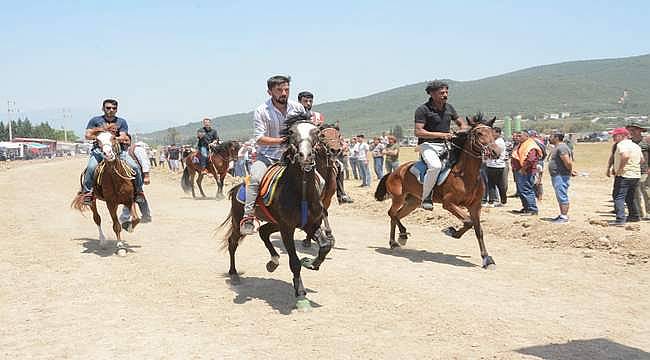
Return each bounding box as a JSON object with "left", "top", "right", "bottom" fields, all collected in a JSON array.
[{"left": 142, "top": 54, "right": 650, "bottom": 144}]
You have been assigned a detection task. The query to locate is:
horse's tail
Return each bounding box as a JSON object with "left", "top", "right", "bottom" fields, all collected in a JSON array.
[
  {"left": 181, "top": 166, "right": 192, "bottom": 193},
  {"left": 218, "top": 184, "right": 245, "bottom": 251},
  {"left": 374, "top": 173, "right": 390, "bottom": 201},
  {"left": 71, "top": 171, "right": 91, "bottom": 212}
]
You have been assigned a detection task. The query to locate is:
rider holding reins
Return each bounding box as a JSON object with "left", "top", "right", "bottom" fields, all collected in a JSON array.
[
  {"left": 414, "top": 81, "right": 468, "bottom": 210},
  {"left": 240, "top": 75, "right": 306, "bottom": 235},
  {"left": 82, "top": 99, "right": 146, "bottom": 206},
  {"left": 196, "top": 117, "right": 220, "bottom": 174}
]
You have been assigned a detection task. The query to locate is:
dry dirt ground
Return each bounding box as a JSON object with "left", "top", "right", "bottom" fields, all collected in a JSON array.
[{"left": 1, "top": 143, "right": 649, "bottom": 359}]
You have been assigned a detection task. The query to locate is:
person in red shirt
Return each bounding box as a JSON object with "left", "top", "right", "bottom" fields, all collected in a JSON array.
[{"left": 511, "top": 130, "right": 542, "bottom": 215}]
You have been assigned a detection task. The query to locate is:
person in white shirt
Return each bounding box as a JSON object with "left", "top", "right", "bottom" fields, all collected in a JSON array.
[
  {"left": 485, "top": 127, "right": 508, "bottom": 206},
  {"left": 356, "top": 134, "right": 371, "bottom": 186},
  {"left": 241, "top": 75, "right": 306, "bottom": 235},
  {"left": 119, "top": 136, "right": 152, "bottom": 224},
  {"left": 349, "top": 137, "right": 360, "bottom": 180}
]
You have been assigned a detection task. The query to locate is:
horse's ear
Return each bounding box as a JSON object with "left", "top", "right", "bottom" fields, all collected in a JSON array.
[
  {"left": 489, "top": 116, "right": 496, "bottom": 127},
  {"left": 466, "top": 116, "right": 476, "bottom": 126}
]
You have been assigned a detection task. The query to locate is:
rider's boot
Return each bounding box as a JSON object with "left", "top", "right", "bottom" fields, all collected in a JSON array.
[
  {"left": 421, "top": 192, "right": 434, "bottom": 210},
  {"left": 138, "top": 198, "right": 152, "bottom": 223}
]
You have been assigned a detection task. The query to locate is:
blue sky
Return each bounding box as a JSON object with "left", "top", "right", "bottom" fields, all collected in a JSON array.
[{"left": 1, "top": 0, "right": 648, "bottom": 135}]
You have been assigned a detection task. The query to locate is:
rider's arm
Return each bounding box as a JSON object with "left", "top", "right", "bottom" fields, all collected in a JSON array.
[
  {"left": 414, "top": 123, "right": 454, "bottom": 141},
  {"left": 254, "top": 107, "right": 285, "bottom": 145}
]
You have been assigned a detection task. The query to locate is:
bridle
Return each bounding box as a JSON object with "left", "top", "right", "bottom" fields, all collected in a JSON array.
[{"left": 449, "top": 124, "right": 496, "bottom": 160}]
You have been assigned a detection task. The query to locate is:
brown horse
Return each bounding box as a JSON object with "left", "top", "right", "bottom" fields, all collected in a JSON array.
[
  {"left": 71, "top": 124, "right": 140, "bottom": 256},
  {"left": 374, "top": 113, "right": 499, "bottom": 269},
  {"left": 181, "top": 141, "right": 239, "bottom": 200}
]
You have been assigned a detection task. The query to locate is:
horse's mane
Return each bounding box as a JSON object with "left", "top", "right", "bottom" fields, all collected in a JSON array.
[{"left": 280, "top": 112, "right": 313, "bottom": 136}]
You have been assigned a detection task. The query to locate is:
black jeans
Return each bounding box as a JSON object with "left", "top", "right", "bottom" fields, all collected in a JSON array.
[
  {"left": 612, "top": 176, "right": 640, "bottom": 222},
  {"left": 486, "top": 167, "right": 507, "bottom": 204}
]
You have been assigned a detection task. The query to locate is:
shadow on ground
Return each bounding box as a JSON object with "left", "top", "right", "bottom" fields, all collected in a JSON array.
[
  {"left": 516, "top": 338, "right": 650, "bottom": 360},
  {"left": 225, "top": 276, "right": 321, "bottom": 315},
  {"left": 369, "top": 246, "right": 477, "bottom": 267},
  {"left": 74, "top": 237, "right": 141, "bottom": 257}
]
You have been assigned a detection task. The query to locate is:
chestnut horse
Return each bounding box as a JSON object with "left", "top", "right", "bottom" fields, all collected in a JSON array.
[
  {"left": 219, "top": 114, "right": 331, "bottom": 311},
  {"left": 374, "top": 113, "right": 499, "bottom": 269},
  {"left": 71, "top": 124, "right": 140, "bottom": 256},
  {"left": 181, "top": 141, "right": 239, "bottom": 200}
]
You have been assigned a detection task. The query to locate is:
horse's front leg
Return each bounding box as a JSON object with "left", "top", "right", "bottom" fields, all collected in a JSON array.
[
  {"left": 91, "top": 201, "right": 107, "bottom": 249},
  {"left": 197, "top": 173, "right": 207, "bottom": 198},
  {"left": 469, "top": 204, "right": 495, "bottom": 270},
  {"left": 216, "top": 173, "right": 225, "bottom": 200},
  {"left": 108, "top": 202, "right": 127, "bottom": 256},
  {"left": 301, "top": 219, "right": 333, "bottom": 271},
  {"left": 280, "top": 226, "right": 311, "bottom": 311},
  {"left": 441, "top": 202, "right": 473, "bottom": 239}
]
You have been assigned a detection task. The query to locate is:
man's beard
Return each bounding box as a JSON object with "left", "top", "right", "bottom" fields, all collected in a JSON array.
[{"left": 274, "top": 96, "right": 288, "bottom": 104}]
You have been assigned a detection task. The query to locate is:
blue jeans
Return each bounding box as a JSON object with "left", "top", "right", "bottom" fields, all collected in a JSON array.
[
  {"left": 385, "top": 160, "right": 399, "bottom": 174},
  {"left": 83, "top": 148, "right": 143, "bottom": 193},
  {"left": 373, "top": 157, "right": 384, "bottom": 180},
  {"left": 199, "top": 146, "right": 209, "bottom": 168},
  {"left": 350, "top": 158, "right": 359, "bottom": 180},
  {"left": 359, "top": 161, "right": 371, "bottom": 186},
  {"left": 612, "top": 176, "right": 640, "bottom": 222},
  {"left": 551, "top": 175, "right": 571, "bottom": 205},
  {"left": 516, "top": 172, "right": 538, "bottom": 213}
]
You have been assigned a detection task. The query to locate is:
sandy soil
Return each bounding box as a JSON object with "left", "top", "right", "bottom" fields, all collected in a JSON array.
[{"left": 1, "top": 143, "right": 649, "bottom": 359}]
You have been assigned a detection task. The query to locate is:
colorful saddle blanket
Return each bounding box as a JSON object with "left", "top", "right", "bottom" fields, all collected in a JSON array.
[
  {"left": 409, "top": 160, "right": 452, "bottom": 186},
  {"left": 236, "top": 164, "right": 286, "bottom": 206}
]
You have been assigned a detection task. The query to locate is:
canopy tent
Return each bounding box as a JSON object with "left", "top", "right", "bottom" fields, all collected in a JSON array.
[{"left": 0, "top": 142, "right": 22, "bottom": 149}]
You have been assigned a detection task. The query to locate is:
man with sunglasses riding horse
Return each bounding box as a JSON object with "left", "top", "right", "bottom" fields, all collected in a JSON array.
[
  {"left": 240, "top": 75, "right": 307, "bottom": 235},
  {"left": 81, "top": 99, "right": 146, "bottom": 208},
  {"left": 415, "top": 81, "right": 468, "bottom": 210},
  {"left": 298, "top": 90, "right": 354, "bottom": 204}
]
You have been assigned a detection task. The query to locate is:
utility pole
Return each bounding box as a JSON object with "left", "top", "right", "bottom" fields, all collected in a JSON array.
[
  {"left": 62, "top": 108, "right": 71, "bottom": 142},
  {"left": 7, "top": 100, "right": 16, "bottom": 141}
]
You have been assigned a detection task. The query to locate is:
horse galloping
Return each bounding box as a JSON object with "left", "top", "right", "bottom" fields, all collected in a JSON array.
[
  {"left": 71, "top": 124, "right": 140, "bottom": 256},
  {"left": 181, "top": 141, "right": 240, "bottom": 200},
  {"left": 374, "top": 113, "right": 499, "bottom": 269},
  {"left": 219, "top": 114, "right": 330, "bottom": 311}
]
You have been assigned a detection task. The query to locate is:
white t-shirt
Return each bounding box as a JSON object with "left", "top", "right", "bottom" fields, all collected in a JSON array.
[
  {"left": 486, "top": 137, "right": 506, "bottom": 168},
  {"left": 357, "top": 142, "right": 370, "bottom": 162},
  {"left": 614, "top": 138, "right": 642, "bottom": 178}
]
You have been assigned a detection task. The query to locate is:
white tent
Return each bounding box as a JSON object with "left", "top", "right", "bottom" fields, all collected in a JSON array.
[{"left": 0, "top": 141, "right": 22, "bottom": 149}]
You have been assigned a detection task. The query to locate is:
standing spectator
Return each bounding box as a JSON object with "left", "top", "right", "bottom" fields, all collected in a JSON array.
[
  {"left": 383, "top": 135, "right": 400, "bottom": 174},
  {"left": 508, "top": 131, "right": 522, "bottom": 198},
  {"left": 370, "top": 137, "right": 385, "bottom": 180},
  {"left": 485, "top": 127, "right": 507, "bottom": 206},
  {"left": 349, "top": 136, "right": 360, "bottom": 180},
  {"left": 168, "top": 144, "right": 181, "bottom": 172},
  {"left": 339, "top": 138, "right": 351, "bottom": 180},
  {"left": 548, "top": 132, "right": 577, "bottom": 223},
  {"left": 159, "top": 147, "right": 167, "bottom": 169},
  {"left": 357, "top": 134, "right": 371, "bottom": 187},
  {"left": 149, "top": 148, "right": 157, "bottom": 167},
  {"left": 511, "top": 130, "right": 542, "bottom": 215},
  {"left": 607, "top": 127, "right": 643, "bottom": 225},
  {"left": 625, "top": 122, "right": 649, "bottom": 219}
]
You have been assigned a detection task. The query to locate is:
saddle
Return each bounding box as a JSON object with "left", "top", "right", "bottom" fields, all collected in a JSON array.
[
  {"left": 236, "top": 163, "right": 286, "bottom": 206},
  {"left": 409, "top": 160, "right": 453, "bottom": 186}
]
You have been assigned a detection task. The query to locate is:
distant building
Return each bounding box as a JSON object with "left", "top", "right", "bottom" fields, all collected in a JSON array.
[{"left": 560, "top": 112, "right": 571, "bottom": 118}]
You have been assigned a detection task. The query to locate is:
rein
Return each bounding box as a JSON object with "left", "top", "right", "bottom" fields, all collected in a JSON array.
[{"left": 448, "top": 125, "right": 494, "bottom": 160}]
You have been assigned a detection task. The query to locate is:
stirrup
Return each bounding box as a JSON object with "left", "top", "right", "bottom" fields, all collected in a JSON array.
[
  {"left": 82, "top": 192, "right": 94, "bottom": 204},
  {"left": 239, "top": 215, "right": 260, "bottom": 234}
]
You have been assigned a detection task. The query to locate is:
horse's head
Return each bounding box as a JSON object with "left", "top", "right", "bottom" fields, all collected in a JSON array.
[
  {"left": 464, "top": 113, "right": 499, "bottom": 158},
  {"left": 318, "top": 124, "right": 342, "bottom": 157},
  {"left": 282, "top": 113, "right": 320, "bottom": 171},
  {"left": 226, "top": 141, "right": 240, "bottom": 159},
  {"left": 95, "top": 129, "right": 119, "bottom": 162}
]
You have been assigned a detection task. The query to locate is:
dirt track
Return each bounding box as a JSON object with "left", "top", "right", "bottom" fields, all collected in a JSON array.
[{"left": 1, "top": 146, "right": 649, "bottom": 359}]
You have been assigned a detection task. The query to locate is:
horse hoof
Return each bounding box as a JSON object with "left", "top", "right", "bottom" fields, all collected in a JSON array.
[
  {"left": 295, "top": 299, "right": 312, "bottom": 312},
  {"left": 389, "top": 241, "right": 400, "bottom": 249},
  {"left": 122, "top": 221, "right": 134, "bottom": 233},
  {"left": 302, "top": 239, "right": 312, "bottom": 248},
  {"left": 442, "top": 227, "right": 456, "bottom": 237},
  {"left": 482, "top": 256, "right": 496, "bottom": 270},
  {"left": 116, "top": 248, "right": 127, "bottom": 257},
  {"left": 398, "top": 233, "right": 409, "bottom": 246},
  {"left": 300, "top": 257, "right": 319, "bottom": 271},
  {"left": 266, "top": 260, "right": 279, "bottom": 273}
]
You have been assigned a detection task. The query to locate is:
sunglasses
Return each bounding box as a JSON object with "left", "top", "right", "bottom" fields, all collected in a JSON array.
[{"left": 105, "top": 106, "right": 117, "bottom": 110}]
